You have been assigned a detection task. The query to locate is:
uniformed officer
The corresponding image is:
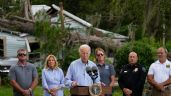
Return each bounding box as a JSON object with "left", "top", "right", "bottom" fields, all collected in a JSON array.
[{"left": 118, "top": 51, "right": 146, "bottom": 96}]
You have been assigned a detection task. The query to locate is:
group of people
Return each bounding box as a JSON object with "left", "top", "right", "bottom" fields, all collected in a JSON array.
[{"left": 8, "top": 44, "right": 171, "bottom": 96}]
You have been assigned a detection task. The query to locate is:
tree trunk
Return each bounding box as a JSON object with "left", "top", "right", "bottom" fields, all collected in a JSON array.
[
  {"left": 0, "top": 18, "right": 34, "bottom": 33},
  {"left": 21, "top": 0, "right": 34, "bottom": 20}
]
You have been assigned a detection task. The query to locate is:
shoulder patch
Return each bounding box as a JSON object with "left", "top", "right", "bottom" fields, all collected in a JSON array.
[
  {"left": 120, "top": 69, "right": 123, "bottom": 74},
  {"left": 142, "top": 67, "right": 146, "bottom": 72}
]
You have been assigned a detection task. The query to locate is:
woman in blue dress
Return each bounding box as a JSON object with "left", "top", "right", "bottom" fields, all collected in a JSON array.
[{"left": 42, "top": 54, "right": 65, "bottom": 96}]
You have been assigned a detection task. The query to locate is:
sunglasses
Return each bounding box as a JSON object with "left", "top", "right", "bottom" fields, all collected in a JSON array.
[
  {"left": 96, "top": 53, "right": 104, "bottom": 57},
  {"left": 18, "top": 53, "right": 27, "bottom": 56}
]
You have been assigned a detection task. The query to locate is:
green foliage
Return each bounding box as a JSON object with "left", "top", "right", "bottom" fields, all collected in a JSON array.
[
  {"left": 0, "top": 85, "right": 13, "bottom": 96},
  {"left": 61, "top": 45, "right": 80, "bottom": 72},
  {"left": 0, "top": 86, "right": 43, "bottom": 96},
  {"left": 115, "top": 41, "right": 154, "bottom": 74},
  {"left": 2, "top": 0, "right": 171, "bottom": 42},
  {"left": 140, "top": 37, "right": 162, "bottom": 60},
  {"left": 110, "top": 0, "right": 171, "bottom": 41},
  {"left": 105, "top": 58, "right": 113, "bottom": 64},
  {"left": 110, "top": 0, "right": 145, "bottom": 34},
  {"left": 34, "top": 11, "right": 68, "bottom": 55},
  {"left": 0, "top": 0, "right": 21, "bottom": 17},
  {"left": 37, "top": 67, "right": 42, "bottom": 85},
  {"left": 34, "top": 10, "right": 74, "bottom": 73},
  {"left": 0, "top": 75, "right": 10, "bottom": 86},
  {"left": 166, "top": 41, "right": 171, "bottom": 52}
]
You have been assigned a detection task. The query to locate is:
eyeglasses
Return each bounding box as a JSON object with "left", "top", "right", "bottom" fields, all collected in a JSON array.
[
  {"left": 18, "top": 53, "right": 27, "bottom": 56},
  {"left": 96, "top": 53, "right": 104, "bottom": 57}
]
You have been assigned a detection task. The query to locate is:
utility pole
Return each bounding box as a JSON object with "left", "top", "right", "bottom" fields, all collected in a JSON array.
[
  {"left": 162, "top": 23, "right": 166, "bottom": 47},
  {"left": 128, "top": 23, "right": 135, "bottom": 50},
  {"left": 59, "top": 2, "right": 64, "bottom": 32},
  {"left": 162, "top": 2, "right": 166, "bottom": 48}
]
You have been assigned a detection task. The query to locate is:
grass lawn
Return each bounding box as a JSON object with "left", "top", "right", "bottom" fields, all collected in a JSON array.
[
  {"left": 0, "top": 85, "right": 44, "bottom": 96},
  {"left": 0, "top": 85, "right": 122, "bottom": 96}
]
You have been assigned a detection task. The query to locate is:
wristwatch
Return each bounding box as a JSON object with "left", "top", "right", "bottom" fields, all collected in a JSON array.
[{"left": 29, "top": 88, "right": 32, "bottom": 92}]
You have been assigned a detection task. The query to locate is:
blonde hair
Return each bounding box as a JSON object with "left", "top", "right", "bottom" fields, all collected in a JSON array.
[
  {"left": 44, "top": 54, "right": 58, "bottom": 69},
  {"left": 17, "top": 48, "right": 27, "bottom": 54},
  {"left": 95, "top": 48, "right": 105, "bottom": 55},
  {"left": 95, "top": 48, "right": 106, "bottom": 62}
]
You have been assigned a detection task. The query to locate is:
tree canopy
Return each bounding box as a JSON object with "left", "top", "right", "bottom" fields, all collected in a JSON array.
[{"left": 1, "top": 0, "right": 171, "bottom": 42}]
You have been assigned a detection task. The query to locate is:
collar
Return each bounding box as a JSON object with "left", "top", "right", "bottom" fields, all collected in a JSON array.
[
  {"left": 79, "top": 58, "right": 89, "bottom": 66},
  {"left": 47, "top": 67, "right": 58, "bottom": 70},
  {"left": 156, "top": 59, "right": 169, "bottom": 65},
  {"left": 97, "top": 63, "right": 105, "bottom": 67},
  {"left": 17, "top": 62, "right": 27, "bottom": 66},
  {"left": 128, "top": 63, "right": 138, "bottom": 68}
]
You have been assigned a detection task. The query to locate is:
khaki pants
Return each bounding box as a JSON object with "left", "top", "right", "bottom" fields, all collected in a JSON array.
[{"left": 151, "top": 88, "right": 171, "bottom": 96}]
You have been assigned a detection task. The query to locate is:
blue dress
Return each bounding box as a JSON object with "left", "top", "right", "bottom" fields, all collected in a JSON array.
[{"left": 42, "top": 68, "right": 65, "bottom": 96}]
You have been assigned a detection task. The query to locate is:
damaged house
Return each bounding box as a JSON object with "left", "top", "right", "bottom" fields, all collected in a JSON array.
[{"left": 32, "top": 4, "right": 128, "bottom": 57}]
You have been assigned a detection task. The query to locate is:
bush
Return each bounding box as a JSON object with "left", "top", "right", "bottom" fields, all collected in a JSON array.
[
  {"left": 0, "top": 75, "right": 10, "bottom": 86},
  {"left": 115, "top": 41, "right": 154, "bottom": 74},
  {"left": 61, "top": 45, "right": 80, "bottom": 73},
  {"left": 37, "top": 67, "right": 42, "bottom": 85}
]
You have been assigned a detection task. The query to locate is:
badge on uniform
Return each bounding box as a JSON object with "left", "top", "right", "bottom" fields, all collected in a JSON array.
[
  {"left": 166, "top": 64, "right": 170, "bottom": 68},
  {"left": 142, "top": 67, "right": 146, "bottom": 72},
  {"left": 124, "top": 71, "right": 127, "bottom": 73},
  {"left": 105, "top": 65, "right": 109, "bottom": 69},
  {"left": 133, "top": 68, "right": 138, "bottom": 72}
]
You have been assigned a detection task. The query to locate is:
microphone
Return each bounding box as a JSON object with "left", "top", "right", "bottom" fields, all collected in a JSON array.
[
  {"left": 92, "top": 66, "right": 98, "bottom": 75},
  {"left": 86, "top": 66, "right": 98, "bottom": 84},
  {"left": 86, "top": 66, "right": 92, "bottom": 76}
]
